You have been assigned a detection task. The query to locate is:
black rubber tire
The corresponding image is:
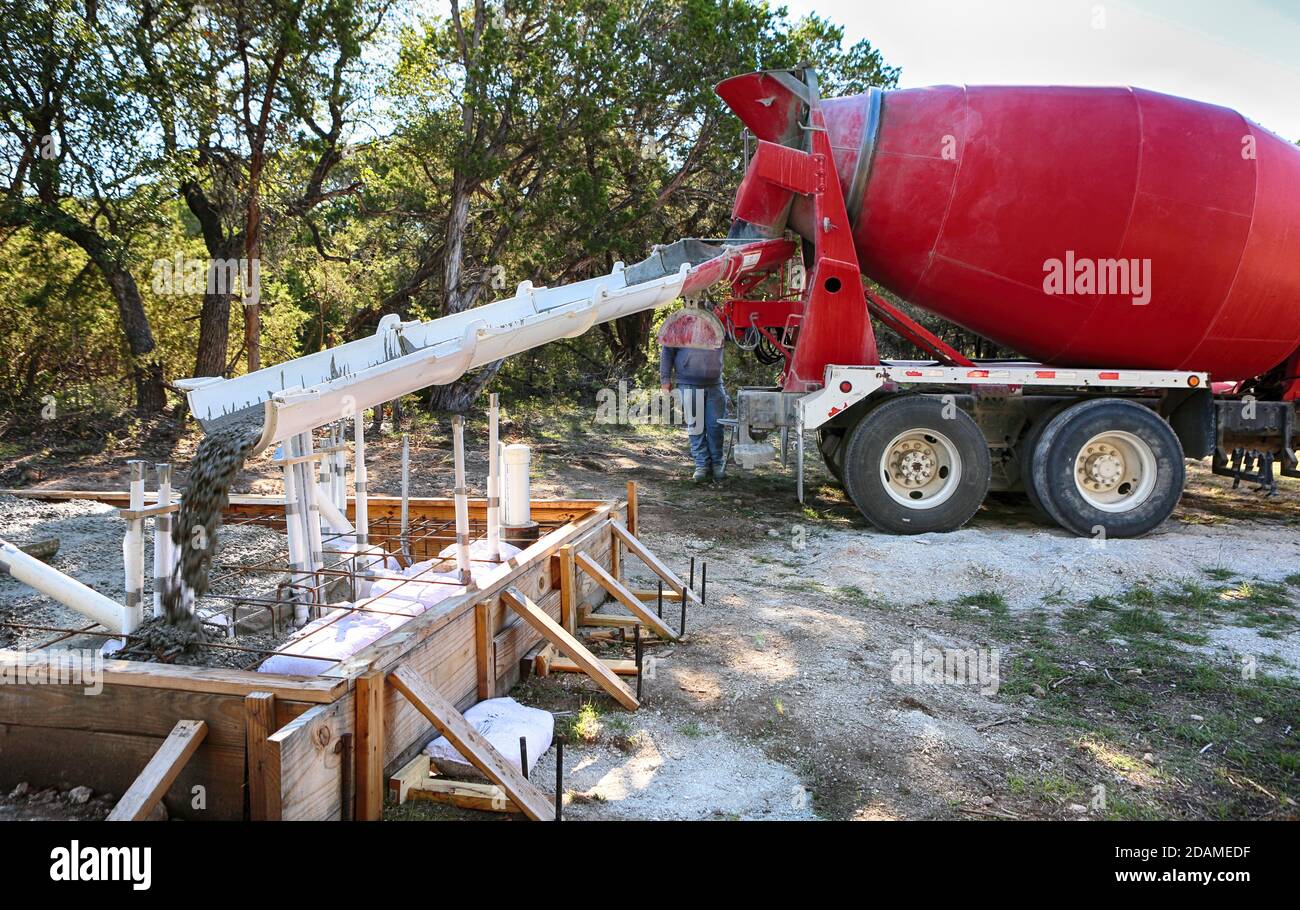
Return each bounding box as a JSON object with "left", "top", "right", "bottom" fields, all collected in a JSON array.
[
  {"left": 841, "top": 395, "right": 992, "bottom": 534},
  {"left": 1017, "top": 400, "right": 1076, "bottom": 520},
  {"left": 1031, "top": 398, "right": 1185, "bottom": 539},
  {"left": 817, "top": 428, "right": 846, "bottom": 483}
]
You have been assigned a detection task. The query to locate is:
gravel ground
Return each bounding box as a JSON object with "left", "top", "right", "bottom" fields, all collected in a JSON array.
[
  {"left": 4, "top": 418, "right": 1298, "bottom": 820},
  {"left": 0, "top": 492, "right": 290, "bottom": 665}
]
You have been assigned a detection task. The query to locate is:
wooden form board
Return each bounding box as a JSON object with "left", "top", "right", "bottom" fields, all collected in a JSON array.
[
  {"left": 260, "top": 503, "right": 619, "bottom": 820},
  {"left": 549, "top": 656, "right": 639, "bottom": 677},
  {"left": 245, "top": 692, "right": 279, "bottom": 821},
  {"left": 107, "top": 720, "right": 208, "bottom": 821},
  {"left": 502, "top": 587, "right": 638, "bottom": 710},
  {"left": 354, "top": 671, "right": 385, "bottom": 822},
  {"left": 0, "top": 497, "right": 620, "bottom": 821},
  {"left": 0, "top": 672, "right": 313, "bottom": 820},
  {"left": 388, "top": 665, "right": 554, "bottom": 820},
  {"left": 408, "top": 778, "right": 521, "bottom": 814}
]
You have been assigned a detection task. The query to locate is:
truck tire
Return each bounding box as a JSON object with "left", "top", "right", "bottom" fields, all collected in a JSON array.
[
  {"left": 841, "top": 395, "right": 991, "bottom": 534},
  {"left": 817, "top": 428, "right": 846, "bottom": 483},
  {"left": 1030, "top": 398, "right": 1185, "bottom": 538},
  {"left": 1018, "top": 400, "right": 1075, "bottom": 520}
]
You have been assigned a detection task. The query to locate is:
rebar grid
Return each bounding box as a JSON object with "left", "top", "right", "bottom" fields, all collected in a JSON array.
[{"left": 5, "top": 509, "right": 567, "bottom": 669}]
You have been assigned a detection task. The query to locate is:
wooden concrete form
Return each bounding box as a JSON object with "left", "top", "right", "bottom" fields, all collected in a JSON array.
[{"left": 0, "top": 491, "right": 629, "bottom": 821}]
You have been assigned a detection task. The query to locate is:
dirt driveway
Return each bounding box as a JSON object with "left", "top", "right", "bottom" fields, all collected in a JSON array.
[{"left": 4, "top": 404, "right": 1298, "bottom": 820}]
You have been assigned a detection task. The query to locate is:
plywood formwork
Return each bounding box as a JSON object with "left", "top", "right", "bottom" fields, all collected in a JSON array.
[{"left": 0, "top": 492, "right": 626, "bottom": 820}]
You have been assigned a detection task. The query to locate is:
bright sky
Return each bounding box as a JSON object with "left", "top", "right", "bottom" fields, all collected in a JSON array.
[{"left": 780, "top": 0, "right": 1300, "bottom": 142}]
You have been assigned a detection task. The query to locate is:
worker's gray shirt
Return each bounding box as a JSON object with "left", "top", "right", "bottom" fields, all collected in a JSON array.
[{"left": 660, "top": 345, "right": 723, "bottom": 386}]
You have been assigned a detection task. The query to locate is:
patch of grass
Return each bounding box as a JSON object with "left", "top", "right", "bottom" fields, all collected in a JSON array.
[
  {"left": 1203, "top": 566, "right": 1237, "bottom": 582},
  {"left": 1102, "top": 792, "right": 1166, "bottom": 820},
  {"left": 1121, "top": 585, "right": 1159, "bottom": 609},
  {"left": 1008, "top": 772, "right": 1084, "bottom": 805},
  {"left": 561, "top": 702, "right": 603, "bottom": 744},
  {"left": 1000, "top": 651, "right": 1069, "bottom": 700},
  {"left": 1112, "top": 607, "right": 1170, "bottom": 636},
  {"left": 957, "top": 591, "right": 1009, "bottom": 615},
  {"left": 1061, "top": 607, "right": 1092, "bottom": 633},
  {"left": 677, "top": 721, "right": 705, "bottom": 739}
]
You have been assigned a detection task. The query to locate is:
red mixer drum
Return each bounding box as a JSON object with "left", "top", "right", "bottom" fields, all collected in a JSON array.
[{"left": 738, "top": 77, "right": 1300, "bottom": 382}]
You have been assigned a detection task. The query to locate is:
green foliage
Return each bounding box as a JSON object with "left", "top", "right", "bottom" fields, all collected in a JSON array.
[{"left": 0, "top": 0, "right": 898, "bottom": 423}]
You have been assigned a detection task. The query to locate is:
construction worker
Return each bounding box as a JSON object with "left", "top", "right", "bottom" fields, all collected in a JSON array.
[{"left": 660, "top": 339, "right": 727, "bottom": 483}]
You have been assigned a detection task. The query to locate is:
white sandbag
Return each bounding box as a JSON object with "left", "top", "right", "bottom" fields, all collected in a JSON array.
[
  {"left": 257, "top": 594, "right": 423, "bottom": 676},
  {"left": 423, "top": 697, "right": 554, "bottom": 779},
  {"left": 368, "top": 569, "right": 467, "bottom": 606},
  {"left": 433, "top": 539, "right": 522, "bottom": 564}
]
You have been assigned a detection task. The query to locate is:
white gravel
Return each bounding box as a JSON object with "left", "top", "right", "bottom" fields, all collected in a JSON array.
[{"left": 0, "top": 493, "right": 285, "bottom": 652}]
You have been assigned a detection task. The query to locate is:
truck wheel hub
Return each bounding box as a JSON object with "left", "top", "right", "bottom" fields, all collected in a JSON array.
[
  {"left": 1072, "top": 431, "right": 1158, "bottom": 512},
  {"left": 894, "top": 444, "right": 936, "bottom": 485},
  {"left": 879, "top": 430, "right": 963, "bottom": 510},
  {"left": 1080, "top": 444, "right": 1125, "bottom": 490}
]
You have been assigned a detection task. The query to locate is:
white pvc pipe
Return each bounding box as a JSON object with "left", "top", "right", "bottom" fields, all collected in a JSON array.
[
  {"left": 501, "top": 444, "right": 532, "bottom": 527},
  {"left": 282, "top": 438, "right": 312, "bottom": 626},
  {"left": 123, "top": 460, "right": 146, "bottom": 630},
  {"left": 352, "top": 410, "right": 370, "bottom": 557},
  {"left": 486, "top": 393, "right": 501, "bottom": 562},
  {"left": 315, "top": 486, "right": 356, "bottom": 537},
  {"left": 300, "top": 434, "right": 324, "bottom": 575},
  {"left": 451, "top": 416, "right": 472, "bottom": 584},
  {"left": 152, "top": 463, "right": 173, "bottom": 619},
  {"left": 1, "top": 539, "right": 136, "bottom": 634}
]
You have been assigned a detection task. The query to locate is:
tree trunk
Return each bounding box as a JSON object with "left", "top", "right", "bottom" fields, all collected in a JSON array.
[
  {"left": 183, "top": 183, "right": 240, "bottom": 379},
  {"left": 50, "top": 217, "right": 167, "bottom": 414},
  {"left": 102, "top": 266, "right": 167, "bottom": 414},
  {"left": 193, "top": 285, "right": 235, "bottom": 379},
  {"left": 602, "top": 311, "right": 655, "bottom": 378},
  {"left": 427, "top": 360, "right": 503, "bottom": 413}
]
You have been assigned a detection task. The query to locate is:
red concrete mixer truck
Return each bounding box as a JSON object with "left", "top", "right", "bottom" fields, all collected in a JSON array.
[{"left": 701, "top": 68, "right": 1300, "bottom": 538}]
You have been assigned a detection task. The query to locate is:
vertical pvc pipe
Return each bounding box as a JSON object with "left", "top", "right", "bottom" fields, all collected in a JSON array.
[
  {"left": 281, "top": 443, "right": 310, "bottom": 627},
  {"left": 352, "top": 410, "right": 370, "bottom": 564},
  {"left": 400, "top": 433, "right": 411, "bottom": 564},
  {"left": 123, "top": 460, "right": 146, "bottom": 631},
  {"left": 152, "top": 463, "right": 173, "bottom": 620},
  {"left": 501, "top": 445, "right": 532, "bottom": 527},
  {"left": 486, "top": 393, "right": 501, "bottom": 562},
  {"left": 451, "top": 416, "right": 472, "bottom": 585},
  {"left": 301, "top": 434, "right": 325, "bottom": 612}
]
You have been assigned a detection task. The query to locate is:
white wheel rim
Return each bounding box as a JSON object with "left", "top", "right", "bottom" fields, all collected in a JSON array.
[
  {"left": 879, "top": 429, "right": 962, "bottom": 510},
  {"left": 1072, "top": 430, "right": 1157, "bottom": 513}
]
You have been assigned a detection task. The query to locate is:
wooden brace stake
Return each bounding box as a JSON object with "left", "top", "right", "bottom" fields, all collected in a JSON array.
[{"left": 107, "top": 719, "right": 207, "bottom": 821}]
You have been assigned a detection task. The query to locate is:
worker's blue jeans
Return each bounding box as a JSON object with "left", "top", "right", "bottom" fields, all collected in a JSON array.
[{"left": 680, "top": 383, "right": 727, "bottom": 470}]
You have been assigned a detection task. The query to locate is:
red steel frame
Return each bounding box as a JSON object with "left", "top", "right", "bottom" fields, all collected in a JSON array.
[{"left": 716, "top": 76, "right": 971, "bottom": 390}]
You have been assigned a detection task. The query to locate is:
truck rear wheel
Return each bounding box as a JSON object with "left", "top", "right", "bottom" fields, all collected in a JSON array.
[
  {"left": 817, "top": 428, "right": 846, "bottom": 483},
  {"left": 1018, "top": 400, "right": 1075, "bottom": 520},
  {"left": 841, "top": 396, "right": 991, "bottom": 534},
  {"left": 1030, "top": 398, "right": 1185, "bottom": 538}
]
